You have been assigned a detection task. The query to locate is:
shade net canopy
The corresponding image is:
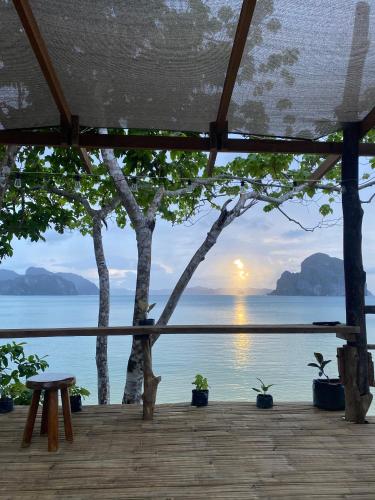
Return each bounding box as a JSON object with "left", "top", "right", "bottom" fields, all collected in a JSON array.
[{"left": 0, "top": 0, "right": 374, "bottom": 140}]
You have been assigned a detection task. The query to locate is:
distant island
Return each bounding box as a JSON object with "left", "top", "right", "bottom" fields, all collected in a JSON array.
[
  {"left": 270, "top": 253, "right": 372, "bottom": 296},
  {"left": 0, "top": 267, "right": 98, "bottom": 295},
  {"left": 112, "top": 286, "right": 272, "bottom": 296}
]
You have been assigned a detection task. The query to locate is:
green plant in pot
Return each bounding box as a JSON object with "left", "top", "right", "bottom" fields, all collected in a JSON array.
[
  {"left": 138, "top": 302, "right": 156, "bottom": 326},
  {"left": 69, "top": 384, "right": 91, "bottom": 412},
  {"left": 252, "top": 378, "right": 274, "bottom": 408},
  {"left": 0, "top": 342, "right": 48, "bottom": 413},
  {"left": 191, "top": 374, "right": 209, "bottom": 407},
  {"left": 308, "top": 352, "right": 345, "bottom": 411}
]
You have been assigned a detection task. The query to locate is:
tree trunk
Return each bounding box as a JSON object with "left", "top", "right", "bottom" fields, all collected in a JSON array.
[
  {"left": 0, "top": 146, "right": 17, "bottom": 208},
  {"left": 341, "top": 122, "right": 372, "bottom": 422},
  {"left": 123, "top": 224, "right": 154, "bottom": 404},
  {"left": 93, "top": 217, "right": 110, "bottom": 405}
]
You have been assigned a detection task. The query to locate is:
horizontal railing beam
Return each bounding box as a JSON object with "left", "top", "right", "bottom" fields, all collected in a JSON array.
[
  {"left": 365, "top": 305, "right": 375, "bottom": 314},
  {"left": 1, "top": 130, "right": 375, "bottom": 156},
  {"left": 0, "top": 324, "right": 359, "bottom": 339}
]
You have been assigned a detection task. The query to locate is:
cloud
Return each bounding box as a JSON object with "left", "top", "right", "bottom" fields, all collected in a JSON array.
[
  {"left": 282, "top": 230, "right": 306, "bottom": 239},
  {"left": 155, "top": 261, "right": 173, "bottom": 274}
]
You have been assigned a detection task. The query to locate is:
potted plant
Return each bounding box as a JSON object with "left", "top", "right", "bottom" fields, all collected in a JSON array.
[
  {"left": 138, "top": 302, "right": 156, "bottom": 326},
  {"left": 191, "top": 374, "right": 209, "bottom": 407},
  {"left": 252, "top": 378, "right": 274, "bottom": 408},
  {"left": 69, "top": 384, "right": 91, "bottom": 412},
  {"left": 0, "top": 342, "right": 48, "bottom": 413},
  {"left": 308, "top": 352, "right": 345, "bottom": 411}
]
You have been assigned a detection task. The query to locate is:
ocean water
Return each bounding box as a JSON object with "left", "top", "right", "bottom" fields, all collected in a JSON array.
[{"left": 1, "top": 294, "right": 375, "bottom": 409}]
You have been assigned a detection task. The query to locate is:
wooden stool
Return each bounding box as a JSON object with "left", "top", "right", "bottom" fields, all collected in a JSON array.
[{"left": 21, "top": 372, "right": 76, "bottom": 452}]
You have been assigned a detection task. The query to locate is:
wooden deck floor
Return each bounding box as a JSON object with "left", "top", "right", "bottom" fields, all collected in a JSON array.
[{"left": 1, "top": 403, "right": 375, "bottom": 499}]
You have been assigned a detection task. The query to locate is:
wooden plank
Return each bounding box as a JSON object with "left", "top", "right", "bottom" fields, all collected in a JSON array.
[
  {"left": 216, "top": 0, "right": 257, "bottom": 125},
  {"left": 12, "top": 0, "right": 92, "bottom": 173},
  {"left": 0, "top": 323, "right": 359, "bottom": 339},
  {"left": 364, "top": 305, "right": 375, "bottom": 314},
  {"left": 3, "top": 130, "right": 375, "bottom": 156},
  {"left": 367, "top": 344, "right": 375, "bottom": 350},
  {"left": 2, "top": 403, "right": 375, "bottom": 499},
  {"left": 12, "top": 0, "right": 71, "bottom": 124},
  {"left": 205, "top": 0, "right": 256, "bottom": 176}
]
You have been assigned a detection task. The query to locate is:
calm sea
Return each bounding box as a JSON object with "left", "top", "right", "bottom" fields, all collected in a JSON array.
[{"left": 2, "top": 295, "right": 375, "bottom": 409}]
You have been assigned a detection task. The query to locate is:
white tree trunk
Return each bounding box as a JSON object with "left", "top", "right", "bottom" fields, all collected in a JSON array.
[
  {"left": 93, "top": 216, "right": 110, "bottom": 404},
  {"left": 123, "top": 224, "right": 153, "bottom": 404},
  {"left": 0, "top": 146, "right": 18, "bottom": 208}
]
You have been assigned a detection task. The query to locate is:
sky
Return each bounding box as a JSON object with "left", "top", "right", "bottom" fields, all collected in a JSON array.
[{"left": 3, "top": 156, "right": 375, "bottom": 293}]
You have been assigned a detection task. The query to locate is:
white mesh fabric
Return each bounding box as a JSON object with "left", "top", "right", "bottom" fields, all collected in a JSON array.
[
  {"left": 0, "top": 0, "right": 59, "bottom": 130},
  {"left": 1, "top": 1, "right": 375, "bottom": 139},
  {"left": 29, "top": 0, "right": 242, "bottom": 132},
  {"left": 228, "top": 0, "right": 375, "bottom": 139}
]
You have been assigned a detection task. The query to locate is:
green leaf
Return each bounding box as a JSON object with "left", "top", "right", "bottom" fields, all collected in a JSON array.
[
  {"left": 252, "top": 388, "right": 261, "bottom": 393},
  {"left": 307, "top": 363, "right": 320, "bottom": 369},
  {"left": 314, "top": 352, "right": 324, "bottom": 364}
]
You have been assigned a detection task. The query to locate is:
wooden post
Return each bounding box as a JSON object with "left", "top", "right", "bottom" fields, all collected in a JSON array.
[
  {"left": 141, "top": 336, "right": 161, "bottom": 420},
  {"left": 341, "top": 121, "right": 372, "bottom": 423}
]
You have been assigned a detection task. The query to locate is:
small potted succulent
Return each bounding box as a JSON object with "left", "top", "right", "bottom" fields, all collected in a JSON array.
[
  {"left": 69, "top": 384, "right": 91, "bottom": 412},
  {"left": 308, "top": 352, "right": 345, "bottom": 411},
  {"left": 191, "top": 374, "right": 209, "bottom": 407},
  {"left": 252, "top": 378, "right": 274, "bottom": 408},
  {"left": 0, "top": 342, "right": 48, "bottom": 413},
  {"left": 138, "top": 302, "right": 156, "bottom": 326}
]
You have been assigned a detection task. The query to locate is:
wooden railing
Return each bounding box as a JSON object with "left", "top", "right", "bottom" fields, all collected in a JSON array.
[
  {"left": 0, "top": 323, "right": 359, "bottom": 340},
  {"left": 0, "top": 323, "right": 361, "bottom": 420}
]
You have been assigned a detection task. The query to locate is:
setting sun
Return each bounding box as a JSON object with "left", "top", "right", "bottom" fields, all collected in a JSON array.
[{"left": 233, "top": 258, "right": 249, "bottom": 281}]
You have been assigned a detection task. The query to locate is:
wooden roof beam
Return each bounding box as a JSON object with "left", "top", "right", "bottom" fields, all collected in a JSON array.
[
  {"left": 12, "top": 0, "right": 92, "bottom": 174},
  {"left": 3, "top": 130, "right": 375, "bottom": 155},
  {"left": 205, "top": 0, "right": 257, "bottom": 176}
]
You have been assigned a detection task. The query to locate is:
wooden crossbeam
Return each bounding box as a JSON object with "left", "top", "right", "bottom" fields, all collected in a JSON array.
[
  {"left": 12, "top": 0, "right": 92, "bottom": 174},
  {"left": 365, "top": 305, "right": 375, "bottom": 314},
  {"left": 2, "top": 130, "right": 375, "bottom": 156},
  {"left": 205, "top": 0, "right": 256, "bottom": 176},
  {"left": 0, "top": 323, "right": 359, "bottom": 339}
]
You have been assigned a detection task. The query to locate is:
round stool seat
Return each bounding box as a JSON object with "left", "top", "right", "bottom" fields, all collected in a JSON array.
[{"left": 26, "top": 372, "right": 76, "bottom": 390}]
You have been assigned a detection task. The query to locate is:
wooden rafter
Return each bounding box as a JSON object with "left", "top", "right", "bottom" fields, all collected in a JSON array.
[
  {"left": 12, "top": 0, "right": 92, "bottom": 174},
  {"left": 205, "top": 0, "right": 257, "bottom": 176},
  {"left": 1, "top": 130, "right": 375, "bottom": 156}
]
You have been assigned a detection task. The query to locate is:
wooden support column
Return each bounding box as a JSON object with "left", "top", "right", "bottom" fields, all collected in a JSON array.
[
  {"left": 141, "top": 336, "right": 161, "bottom": 420},
  {"left": 340, "top": 121, "right": 372, "bottom": 423}
]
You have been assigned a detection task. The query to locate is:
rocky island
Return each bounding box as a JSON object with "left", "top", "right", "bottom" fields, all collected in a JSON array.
[
  {"left": 270, "top": 253, "right": 372, "bottom": 296},
  {"left": 0, "top": 267, "right": 98, "bottom": 295}
]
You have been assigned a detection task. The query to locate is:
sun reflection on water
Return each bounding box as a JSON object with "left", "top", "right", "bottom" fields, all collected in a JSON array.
[{"left": 232, "top": 296, "right": 252, "bottom": 367}]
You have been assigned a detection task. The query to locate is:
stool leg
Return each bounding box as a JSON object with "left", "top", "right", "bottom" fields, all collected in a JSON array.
[
  {"left": 47, "top": 389, "right": 59, "bottom": 452},
  {"left": 40, "top": 390, "right": 49, "bottom": 435},
  {"left": 21, "top": 390, "right": 41, "bottom": 448},
  {"left": 61, "top": 387, "right": 74, "bottom": 442}
]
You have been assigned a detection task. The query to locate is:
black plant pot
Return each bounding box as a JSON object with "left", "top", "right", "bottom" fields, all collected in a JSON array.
[
  {"left": 256, "top": 394, "right": 273, "bottom": 409},
  {"left": 0, "top": 397, "right": 14, "bottom": 413},
  {"left": 313, "top": 378, "right": 345, "bottom": 411},
  {"left": 70, "top": 395, "right": 82, "bottom": 413},
  {"left": 191, "top": 389, "right": 209, "bottom": 407},
  {"left": 139, "top": 319, "right": 155, "bottom": 326}
]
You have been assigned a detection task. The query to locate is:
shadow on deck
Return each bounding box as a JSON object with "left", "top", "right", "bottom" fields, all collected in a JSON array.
[{"left": 1, "top": 403, "right": 375, "bottom": 499}]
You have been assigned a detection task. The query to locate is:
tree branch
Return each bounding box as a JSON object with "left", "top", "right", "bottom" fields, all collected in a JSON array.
[
  {"left": 147, "top": 187, "right": 165, "bottom": 221},
  {"left": 99, "top": 129, "right": 144, "bottom": 227}
]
